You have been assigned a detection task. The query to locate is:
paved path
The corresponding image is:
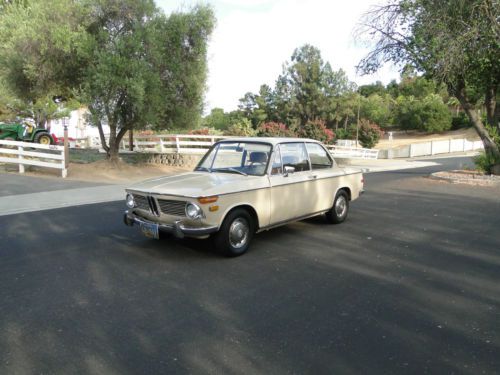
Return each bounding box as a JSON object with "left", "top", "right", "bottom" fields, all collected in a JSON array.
[{"left": 0, "top": 158, "right": 444, "bottom": 217}]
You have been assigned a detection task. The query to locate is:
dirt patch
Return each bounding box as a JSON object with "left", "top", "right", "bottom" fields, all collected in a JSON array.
[
  {"left": 1, "top": 160, "right": 191, "bottom": 184},
  {"left": 377, "top": 128, "right": 479, "bottom": 148},
  {"left": 430, "top": 170, "right": 500, "bottom": 186}
]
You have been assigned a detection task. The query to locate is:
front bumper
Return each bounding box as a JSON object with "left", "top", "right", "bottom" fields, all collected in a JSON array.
[{"left": 124, "top": 210, "right": 218, "bottom": 239}]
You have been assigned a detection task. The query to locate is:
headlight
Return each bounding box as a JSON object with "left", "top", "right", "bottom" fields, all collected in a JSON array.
[
  {"left": 185, "top": 202, "right": 203, "bottom": 219},
  {"left": 126, "top": 193, "right": 135, "bottom": 208}
]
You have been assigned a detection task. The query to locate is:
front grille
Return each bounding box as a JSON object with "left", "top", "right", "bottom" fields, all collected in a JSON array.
[
  {"left": 157, "top": 199, "right": 187, "bottom": 217},
  {"left": 133, "top": 194, "right": 150, "bottom": 211}
]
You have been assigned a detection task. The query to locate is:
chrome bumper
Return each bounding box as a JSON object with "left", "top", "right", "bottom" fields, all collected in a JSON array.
[{"left": 124, "top": 210, "right": 218, "bottom": 239}]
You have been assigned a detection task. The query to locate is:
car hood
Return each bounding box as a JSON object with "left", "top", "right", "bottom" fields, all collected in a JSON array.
[{"left": 127, "top": 172, "right": 268, "bottom": 197}]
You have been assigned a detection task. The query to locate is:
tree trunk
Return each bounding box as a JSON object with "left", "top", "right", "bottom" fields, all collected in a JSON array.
[
  {"left": 485, "top": 85, "right": 498, "bottom": 129},
  {"left": 107, "top": 124, "right": 118, "bottom": 162},
  {"left": 455, "top": 86, "right": 500, "bottom": 160}
]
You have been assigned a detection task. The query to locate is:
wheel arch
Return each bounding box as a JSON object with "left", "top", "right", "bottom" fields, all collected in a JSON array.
[
  {"left": 220, "top": 204, "right": 260, "bottom": 232},
  {"left": 335, "top": 186, "right": 352, "bottom": 201}
]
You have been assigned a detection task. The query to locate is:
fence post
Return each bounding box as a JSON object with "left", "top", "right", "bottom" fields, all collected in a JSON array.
[
  {"left": 409, "top": 144, "right": 413, "bottom": 158},
  {"left": 449, "top": 139, "right": 452, "bottom": 154},
  {"left": 18, "top": 145, "right": 25, "bottom": 174},
  {"left": 160, "top": 138, "right": 165, "bottom": 153},
  {"left": 61, "top": 148, "right": 68, "bottom": 178},
  {"left": 175, "top": 136, "right": 180, "bottom": 153},
  {"left": 463, "top": 138, "right": 466, "bottom": 152},
  {"left": 431, "top": 141, "right": 434, "bottom": 155}
]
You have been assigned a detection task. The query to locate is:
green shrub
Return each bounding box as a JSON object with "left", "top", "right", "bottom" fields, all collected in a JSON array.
[
  {"left": 335, "top": 127, "right": 355, "bottom": 140},
  {"left": 396, "top": 94, "right": 452, "bottom": 132},
  {"left": 224, "top": 118, "right": 256, "bottom": 137},
  {"left": 474, "top": 152, "right": 500, "bottom": 174},
  {"left": 451, "top": 112, "right": 473, "bottom": 130}
]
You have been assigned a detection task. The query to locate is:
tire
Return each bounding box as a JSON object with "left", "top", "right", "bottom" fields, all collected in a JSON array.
[
  {"left": 213, "top": 208, "right": 255, "bottom": 257},
  {"left": 34, "top": 132, "right": 53, "bottom": 145},
  {"left": 325, "top": 190, "right": 349, "bottom": 224}
]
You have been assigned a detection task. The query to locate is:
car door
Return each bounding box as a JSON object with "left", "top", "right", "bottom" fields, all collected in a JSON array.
[
  {"left": 304, "top": 142, "right": 344, "bottom": 212},
  {"left": 269, "top": 142, "right": 313, "bottom": 224}
]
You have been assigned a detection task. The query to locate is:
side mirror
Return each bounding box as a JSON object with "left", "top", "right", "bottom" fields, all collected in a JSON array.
[{"left": 283, "top": 165, "right": 295, "bottom": 177}]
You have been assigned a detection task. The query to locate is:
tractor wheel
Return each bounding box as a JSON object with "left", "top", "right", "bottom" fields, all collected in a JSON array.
[{"left": 34, "top": 132, "right": 53, "bottom": 145}]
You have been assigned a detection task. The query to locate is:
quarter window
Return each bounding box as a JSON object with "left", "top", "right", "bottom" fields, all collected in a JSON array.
[
  {"left": 271, "top": 146, "right": 283, "bottom": 175},
  {"left": 306, "top": 143, "right": 333, "bottom": 169}
]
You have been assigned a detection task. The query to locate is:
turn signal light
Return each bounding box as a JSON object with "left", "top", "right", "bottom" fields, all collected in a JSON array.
[{"left": 198, "top": 196, "right": 218, "bottom": 204}]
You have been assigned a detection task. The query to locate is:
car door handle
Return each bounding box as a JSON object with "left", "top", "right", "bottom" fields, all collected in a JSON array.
[{"left": 308, "top": 175, "right": 317, "bottom": 179}]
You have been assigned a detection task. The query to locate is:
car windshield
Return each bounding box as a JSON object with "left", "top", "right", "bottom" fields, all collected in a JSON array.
[{"left": 195, "top": 142, "right": 272, "bottom": 176}]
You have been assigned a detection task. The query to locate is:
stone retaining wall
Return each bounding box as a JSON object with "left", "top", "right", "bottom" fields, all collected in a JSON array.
[{"left": 147, "top": 153, "right": 203, "bottom": 167}]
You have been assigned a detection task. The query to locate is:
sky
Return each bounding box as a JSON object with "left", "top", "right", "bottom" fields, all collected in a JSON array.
[{"left": 157, "top": 0, "right": 399, "bottom": 113}]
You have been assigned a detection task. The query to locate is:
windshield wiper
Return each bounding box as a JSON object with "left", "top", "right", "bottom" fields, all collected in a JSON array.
[
  {"left": 213, "top": 168, "right": 248, "bottom": 176},
  {"left": 195, "top": 166, "right": 211, "bottom": 172}
]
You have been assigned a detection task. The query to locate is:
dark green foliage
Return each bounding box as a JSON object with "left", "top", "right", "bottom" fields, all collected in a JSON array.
[
  {"left": 0, "top": 0, "right": 215, "bottom": 160},
  {"left": 358, "top": 81, "right": 385, "bottom": 97},
  {"left": 396, "top": 94, "right": 452, "bottom": 132},
  {"left": 224, "top": 119, "right": 256, "bottom": 137},
  {"left": 357, "top": 0, "right": 500, "bottom": 159},
  {"left": 451, "top": 113, "right": 473, "bottom": 130}
]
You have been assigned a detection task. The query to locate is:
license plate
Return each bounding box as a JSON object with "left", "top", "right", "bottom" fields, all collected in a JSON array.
[{"left": 140, "top": 221, "right": 159, "bottom": 239}]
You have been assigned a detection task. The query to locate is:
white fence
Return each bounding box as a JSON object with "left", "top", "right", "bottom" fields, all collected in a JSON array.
[
  {"left": 76, "top": 134, "right": 379, "bottom": 159},
  {"left": 326, "top": 145, "right": 379, "bottom": 160},
  {"left": 380, "top": 138, "right": 483, "bottom": 159},
  {"left": 0, "top": 140, "right": 67, "bottom": 178}
]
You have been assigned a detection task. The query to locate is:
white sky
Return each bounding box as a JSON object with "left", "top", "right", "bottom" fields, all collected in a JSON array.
[{"left": 157, "top": 0, "right": 399, "bottom": 112}]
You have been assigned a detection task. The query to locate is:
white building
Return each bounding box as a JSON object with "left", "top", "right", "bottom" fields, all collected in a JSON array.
[{"left": 49, "top": 108, "right": 110, "bottom": 139}]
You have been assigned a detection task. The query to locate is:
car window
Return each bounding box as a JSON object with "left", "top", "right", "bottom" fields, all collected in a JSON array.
[
  {"left": 306, "top": 143, "right": 333, "bottom": 169},
  {"left": 195, "top": 142, "right": 271, "bottom": 176},
  {"left": 280, "top": 143, "right": 310, "bottom": 172},
  {"left": 271, "top": 146, "right": 283, "bottom": 175}
]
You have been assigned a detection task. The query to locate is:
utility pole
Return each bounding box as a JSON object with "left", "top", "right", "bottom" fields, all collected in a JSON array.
[{"left": 356, "top": 95, "right": 360, "bottom": 147}]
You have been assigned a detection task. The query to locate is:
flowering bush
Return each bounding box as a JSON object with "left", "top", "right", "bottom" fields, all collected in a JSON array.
[
  {"left": 297, "top": 120, "right": 334, "bottom": 144},
  {"left": 357, "top": 119, "right": 384, "bottom": 149},
  {"left": 256, "top": 122, "right": 294, "bottom": 137},
  {"left": 188, "top": 127, "right": 223, "bottom": 136}
]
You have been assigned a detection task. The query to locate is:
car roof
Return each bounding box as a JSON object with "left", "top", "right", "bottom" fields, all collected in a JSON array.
[{"left": 216, "top": 137, "right": 322, "bottom": 146}]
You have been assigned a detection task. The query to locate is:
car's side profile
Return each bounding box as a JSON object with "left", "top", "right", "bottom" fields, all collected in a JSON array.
[{"left": 124, "top": 137, "right": 364, "bottom": 256}]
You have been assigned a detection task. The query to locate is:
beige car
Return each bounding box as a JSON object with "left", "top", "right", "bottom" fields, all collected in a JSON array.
[{"left": 124, "top": 137, "right": 364, "bottom": 256}]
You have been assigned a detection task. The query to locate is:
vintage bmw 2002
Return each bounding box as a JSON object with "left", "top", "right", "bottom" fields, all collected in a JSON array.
[{"left": 124, "top": 137, "right": 364, "bottom": 256}]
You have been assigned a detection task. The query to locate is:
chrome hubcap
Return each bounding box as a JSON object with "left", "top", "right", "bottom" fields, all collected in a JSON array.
[
  {"left": 335, "top": 196, "right": 347, "bottom": 217},
  {"left": 229, "top": 218, "right": 249, "bottom": 249}
]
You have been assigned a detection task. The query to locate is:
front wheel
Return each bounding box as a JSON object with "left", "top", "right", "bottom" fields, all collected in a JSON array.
[
  {"left": 34, "top": 132, "right": 53, "bottom": 145},
  {"left": 325, "top": 190, "right": 349, "bottom": 224},
  {"left": 213, "top": 208, "right": 254, "bottom": 257}
]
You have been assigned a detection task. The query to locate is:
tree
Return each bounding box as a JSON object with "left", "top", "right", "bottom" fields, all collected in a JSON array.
[
  {"left": 0, "top": 0, "right": 215, "bottom": 161},
  {"left": 357, "top": 0, "right": 500, "bottom": 161},
  {"left": 82, "top": 1, "right": 215, "bottom": 161},
  {"left": 0, "top": 0, "right": 87, "bottom": 126},
  {"left": 395, "top": 94, "right": 452, "bottom": 132},
  {"left": 358, "top": 81, "right": 386, "bottom": 97}
]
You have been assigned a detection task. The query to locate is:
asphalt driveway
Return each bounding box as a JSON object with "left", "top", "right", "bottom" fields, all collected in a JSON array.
[{"left": 0, "top": 157, "right": 498, "bottom": 374}]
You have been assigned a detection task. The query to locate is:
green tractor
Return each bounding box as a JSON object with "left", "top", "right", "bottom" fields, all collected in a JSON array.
[{"left": 0, "top": 122, "right": 54, "bottom": 145}]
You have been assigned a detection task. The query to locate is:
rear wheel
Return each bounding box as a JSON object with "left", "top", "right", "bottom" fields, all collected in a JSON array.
[
  {"left": 326, "top": 190, "right": 349, "bottom": 224},
  {"left": 213, "top": 208, "right": 254, "bottom": 257},
  {"left": 34, "top": 132, "right": 53, "bottom": 145}
]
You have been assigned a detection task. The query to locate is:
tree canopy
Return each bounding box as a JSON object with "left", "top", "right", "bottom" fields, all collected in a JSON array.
[
  {"left": 0, "top": 0, "right": 215, "bottom": 160},
  {"left": 357, "top": 0, "right": 500, "bottom": 159}
]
